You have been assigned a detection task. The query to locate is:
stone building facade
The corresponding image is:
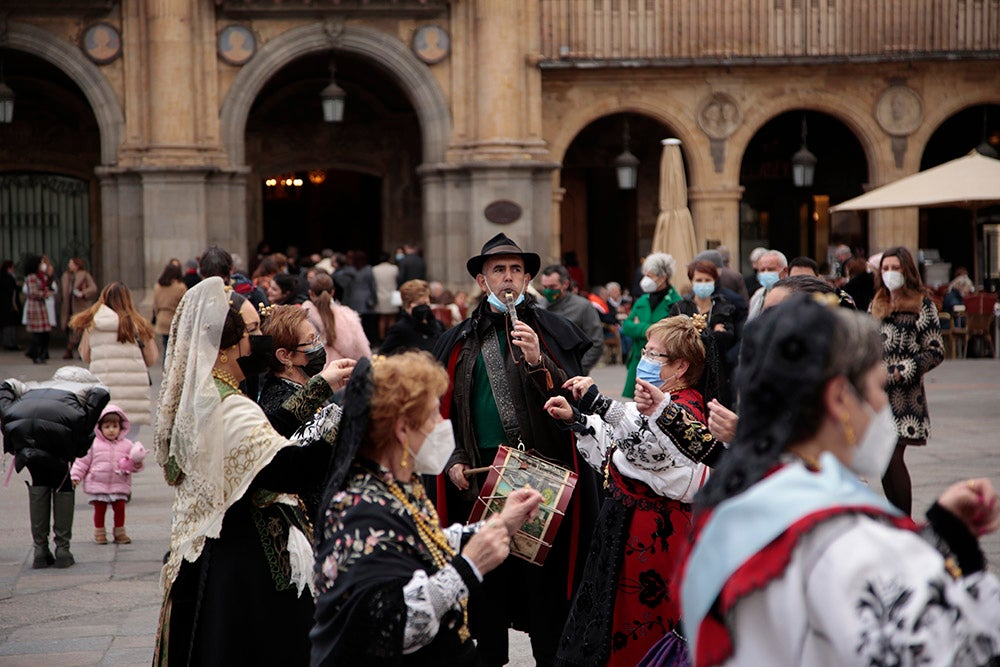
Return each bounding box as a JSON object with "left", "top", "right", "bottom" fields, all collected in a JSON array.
[{"left": 0, "top": 0, "right": 998, "bottom": 295}]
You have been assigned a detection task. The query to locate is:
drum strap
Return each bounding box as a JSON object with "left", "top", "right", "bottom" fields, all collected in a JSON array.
[{"left": 481, "top": 329, "right": 524, "bottom": 449}]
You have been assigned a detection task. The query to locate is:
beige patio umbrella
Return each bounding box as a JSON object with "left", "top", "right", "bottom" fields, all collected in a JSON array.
[
  {"left": 650, "top": 138, "right": 697, "bottom": 294},
  {"left": 829, "top": 150, "right": 1000, "bottom": 280}
]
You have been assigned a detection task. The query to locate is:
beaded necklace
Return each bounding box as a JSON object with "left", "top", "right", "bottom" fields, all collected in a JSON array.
[
  {"left": 382, "top": 472, "right": 471, "bottom": 643},
  {"left": 383, "top": 476, "right": 455, "bottom": 569},
  {"left": 211, "top": 367, "right": 242, "bottom": 392}
]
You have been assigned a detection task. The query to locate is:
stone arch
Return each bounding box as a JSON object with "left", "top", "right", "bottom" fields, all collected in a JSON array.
[
  {"left": 918, "top": 96, "right": 1000, "bottom": 151},
  {"left": 549, "top": 100, "right": 708, "bottom": 186},
  {"left": 4, "top": 21, "right": 123, "bottom": 165},
  {"left": 727, "top": 90, "right": 882, "bottom": 183},
  {"left": 220, "top": 23, "right": 451, "bottom": 168}
]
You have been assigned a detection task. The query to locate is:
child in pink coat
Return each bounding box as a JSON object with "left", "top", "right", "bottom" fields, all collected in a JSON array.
[{"left": 70, "top": 404, "right": 146, "bottom": 544}]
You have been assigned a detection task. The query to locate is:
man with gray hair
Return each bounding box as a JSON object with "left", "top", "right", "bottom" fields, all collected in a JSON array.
[
  {"left": 745, "top": 245, "right": 769, "bottom": 296},
  {"left": 539, "top": 265, "right": 605, "bottom": 373},
  {"left": 747, "top": 249, "right": 788, "bottom": 321}
]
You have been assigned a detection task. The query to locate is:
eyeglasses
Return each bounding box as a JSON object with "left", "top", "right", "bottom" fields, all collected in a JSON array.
[
  {"left": 641, "top": 348, "right": 671, "bottom": 362},
  {"left": 294, "top": 336, "right": 321, "bottom": 348}
]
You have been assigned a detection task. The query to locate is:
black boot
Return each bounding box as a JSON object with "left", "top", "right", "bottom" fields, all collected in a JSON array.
[
  {"left": 52, "top": 491, "right": 76, "bottom": 568},
  {"left": 27, "top": 485, "right": 54, "bottom": 569}
]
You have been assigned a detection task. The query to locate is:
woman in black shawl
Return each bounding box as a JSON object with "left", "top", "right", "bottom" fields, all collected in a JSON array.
[{"left": 311, "top": 352, "right": 543, "bottom": 666}]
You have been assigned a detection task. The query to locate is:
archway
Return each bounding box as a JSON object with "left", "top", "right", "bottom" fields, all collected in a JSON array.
[
  {"left": 246, "top": 50, "right": 421, "bottom": 262},
  {"left": 219, "top": 22, "right": 450, "bottom": 264},
  {"left": 919, "top": 104, "right": 1000, "bottom": 288},
  {"left": 5, "top": 22, "right": 122, "bottom": 166},
  {"left": 560, "top": 112, "right": 679, "bottom": 289},
  {"left": 739, "top": 110, "right": 868, "bottom": 271},
  {"left": 0, "top": 46, "right": 102, "bottom": 276}
]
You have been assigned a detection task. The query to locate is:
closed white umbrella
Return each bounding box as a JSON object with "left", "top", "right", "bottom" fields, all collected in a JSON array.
[{"left": 650, "top": 138, "right": 697, "bottom": 294}]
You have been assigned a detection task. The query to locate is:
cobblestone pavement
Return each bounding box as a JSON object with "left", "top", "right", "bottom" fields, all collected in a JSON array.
[{"left": 0, "top": 347, "right": 997, "bottom": 666}]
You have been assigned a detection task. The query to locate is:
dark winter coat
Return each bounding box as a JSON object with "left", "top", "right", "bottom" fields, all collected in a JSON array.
[{"left": 0, "top": 369, "right": 110, "bottom": 478}]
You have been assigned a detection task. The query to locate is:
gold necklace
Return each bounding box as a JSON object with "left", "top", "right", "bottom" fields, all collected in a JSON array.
[
  {"left": 791, "top": 449, "right": 822, "bottom": 471},
  {"left": 384, "top": 477, "right": 455, "bottom": 568},
  {"left": 211, "top": 367, "right": 242, "bottom": 392},
  {"left": 383, "top": 476, "right": 470, "bottom": 642}
]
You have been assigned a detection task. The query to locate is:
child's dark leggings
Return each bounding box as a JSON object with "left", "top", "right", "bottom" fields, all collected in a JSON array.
[{"left": 93, "top": 500, "right": 126, "bottom": 528}]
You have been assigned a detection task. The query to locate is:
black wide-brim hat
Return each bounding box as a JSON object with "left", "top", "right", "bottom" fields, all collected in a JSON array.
[{"left": 466, "top": 232, "right": 541, "bottom": 278}]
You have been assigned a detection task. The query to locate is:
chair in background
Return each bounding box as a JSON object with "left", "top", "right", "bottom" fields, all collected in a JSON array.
[{"left": 964, "top": 293, "right": 998, "bottom": 358}]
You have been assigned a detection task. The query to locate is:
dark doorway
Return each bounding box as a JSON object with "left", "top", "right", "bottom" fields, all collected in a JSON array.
[
  {"left": 247, "top": 50, "right": 421, "bottom": 259},
  {"left": 561, "top": 113, "right": 678, "bottom": 289},
  {"left": 261, "top": 169, "right": 382, "bottom": 258},
  {"left": 740, "top": 110, "right": 867, "bottom": 271},
  {"left": 0, "top": 48, "right": 100, "bottom": 275}
]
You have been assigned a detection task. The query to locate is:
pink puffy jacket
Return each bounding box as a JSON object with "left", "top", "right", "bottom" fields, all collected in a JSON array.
[{"left": 70, "top": 404, "right": 145, "bottom": 497}]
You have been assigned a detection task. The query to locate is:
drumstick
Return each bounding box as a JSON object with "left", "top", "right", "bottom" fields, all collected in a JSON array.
[{"left": 462, "top": 466, "right": 492, "bottom": 477}]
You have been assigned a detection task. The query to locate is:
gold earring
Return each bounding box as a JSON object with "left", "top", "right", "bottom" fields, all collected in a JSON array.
[
  {"left": 841, "top": 413, "right": 856, "bottom": 447},
  {"left": 220, "top": 351, "right": 228, "bottom": 363},
  {"left": 400, "top": 450, "right": 409, "bottom": 469}
]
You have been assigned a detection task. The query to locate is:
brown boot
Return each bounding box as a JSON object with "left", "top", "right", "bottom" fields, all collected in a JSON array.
[
  {"left": 94, "top": 527, "right": 108, "bottom": 544},
  {"left": 113, "top": 526, "right": 131, "bottom": 544}
]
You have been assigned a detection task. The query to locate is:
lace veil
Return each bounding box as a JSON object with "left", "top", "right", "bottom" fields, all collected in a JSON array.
[{"left": 154, "top": 276, "right": 229, "bottom": 490}]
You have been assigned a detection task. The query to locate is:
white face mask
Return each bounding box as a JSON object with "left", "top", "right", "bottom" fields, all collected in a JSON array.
[
  {"left": 408, "top": 419, "right": 456, "bottom": 475},
  {"left": 850, "top": 403, "right": 897, "bottom": 479},
  {"left": 881, "top": 270, "right": 905, "bottom": 291},
  {"left": 639, "top": 276, "right": 660, "bottom": 293}
]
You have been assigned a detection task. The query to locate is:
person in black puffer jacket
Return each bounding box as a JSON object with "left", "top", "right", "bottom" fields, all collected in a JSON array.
[{"left": 0, "top": 366, "right": 110, "bottom": 568}]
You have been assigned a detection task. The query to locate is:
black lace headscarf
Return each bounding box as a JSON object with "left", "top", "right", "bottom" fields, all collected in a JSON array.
[
  {"left": 317, "top": 356, "right": 374, "bottom": 521},
  {"left": 695, "top": 294, "right": 880, "bottom": 511}
]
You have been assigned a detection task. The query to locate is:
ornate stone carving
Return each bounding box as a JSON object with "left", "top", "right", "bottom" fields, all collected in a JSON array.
[
  {"left": 81, "top": 22, "right": 122, "bottom": 65},
  {"left": 218, "top": 25, "right": 256, "bottom": 66},
  {"left": 875, "top": 85, "right": 923, "bottom": 137},
  {"left": 698, "top": 92, "right": 741, "bottom": 140},
  {"left": 412, "top": 25, "right": 449, "bottom": 64}
]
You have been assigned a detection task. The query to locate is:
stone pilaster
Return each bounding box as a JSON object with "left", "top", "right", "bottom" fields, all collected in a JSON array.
[
  {"left": 869, "top": 208, "right": 919, "bottom": 254},
  {"left": 688, "top": 184, "right": 745, "bottom": 265}
]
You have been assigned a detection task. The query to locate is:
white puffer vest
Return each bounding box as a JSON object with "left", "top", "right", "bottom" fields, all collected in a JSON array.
[{"left": 87, "top": 305, "right": 152, "bottom": 425}]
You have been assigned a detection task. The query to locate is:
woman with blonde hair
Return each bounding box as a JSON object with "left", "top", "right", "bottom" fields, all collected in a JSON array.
[
  {"left": 302, "top": 271, "right": 371, "bottom": 362},
  {"left": 546, "top": 316, "right": 724, "bottom": 666},
  {"left": 71, "top": 282, "right": 158, "bottom": 429},
  {"left": 311, "top": 352, "right": 543, "bottom": 664}
]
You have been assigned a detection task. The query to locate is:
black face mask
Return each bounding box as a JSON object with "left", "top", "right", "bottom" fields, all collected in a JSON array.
[
  {"left": 237, "top": 334, "right": 273, "bottom": 378},
  {"left": 411, "top": 304, "right": 434, "bottom": 324},
  {"left": 298, "top": 344, "right": 327, "bottom": 377}
]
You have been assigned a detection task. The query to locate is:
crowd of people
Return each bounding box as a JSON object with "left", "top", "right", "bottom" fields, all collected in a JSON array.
[{"left": 0, "top": 234, "right": 997, "bottom": 667}]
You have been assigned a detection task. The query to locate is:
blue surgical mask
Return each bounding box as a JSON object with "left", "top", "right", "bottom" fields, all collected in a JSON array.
[
  {"left": 692, "top": 282, "right": 715, "bottom": 299},
  {"left": 758, "top": 271, "right": 780, "bottom": 290},
  {"left": 487, "top": 287, "right": 524, "bottom": 313},
  {"left": 636, "top": 356, "right": 663, "bottom": 385}
]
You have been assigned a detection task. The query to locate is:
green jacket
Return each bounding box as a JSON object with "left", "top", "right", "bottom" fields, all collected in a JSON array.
[{"left": 621, "top": 287, "right": 681, "bottom": 397}]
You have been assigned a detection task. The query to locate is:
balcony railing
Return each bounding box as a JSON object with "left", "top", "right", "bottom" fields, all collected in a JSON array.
[{"left": 539, "top": 0, "right": 1000, "bottom": 65}]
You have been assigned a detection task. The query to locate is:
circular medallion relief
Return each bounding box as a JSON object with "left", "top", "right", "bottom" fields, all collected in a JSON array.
[
  {"left": 218, "top": 26, "right": 257, "bottom": 66},
  {"left": 875, "top": 86, "right": 923, "bottom": 136},
  {"left": 697, "top": 92, "right": 742, "bottom": 140},
  {"left": 412, "top": 25, "right": 450, "bottom": 65},
  {"left": 81, "top": 23, "right": 122, "bottom": 65},
  {"left": 484, "top": 200, "right": 522, "bottom": 225}
]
